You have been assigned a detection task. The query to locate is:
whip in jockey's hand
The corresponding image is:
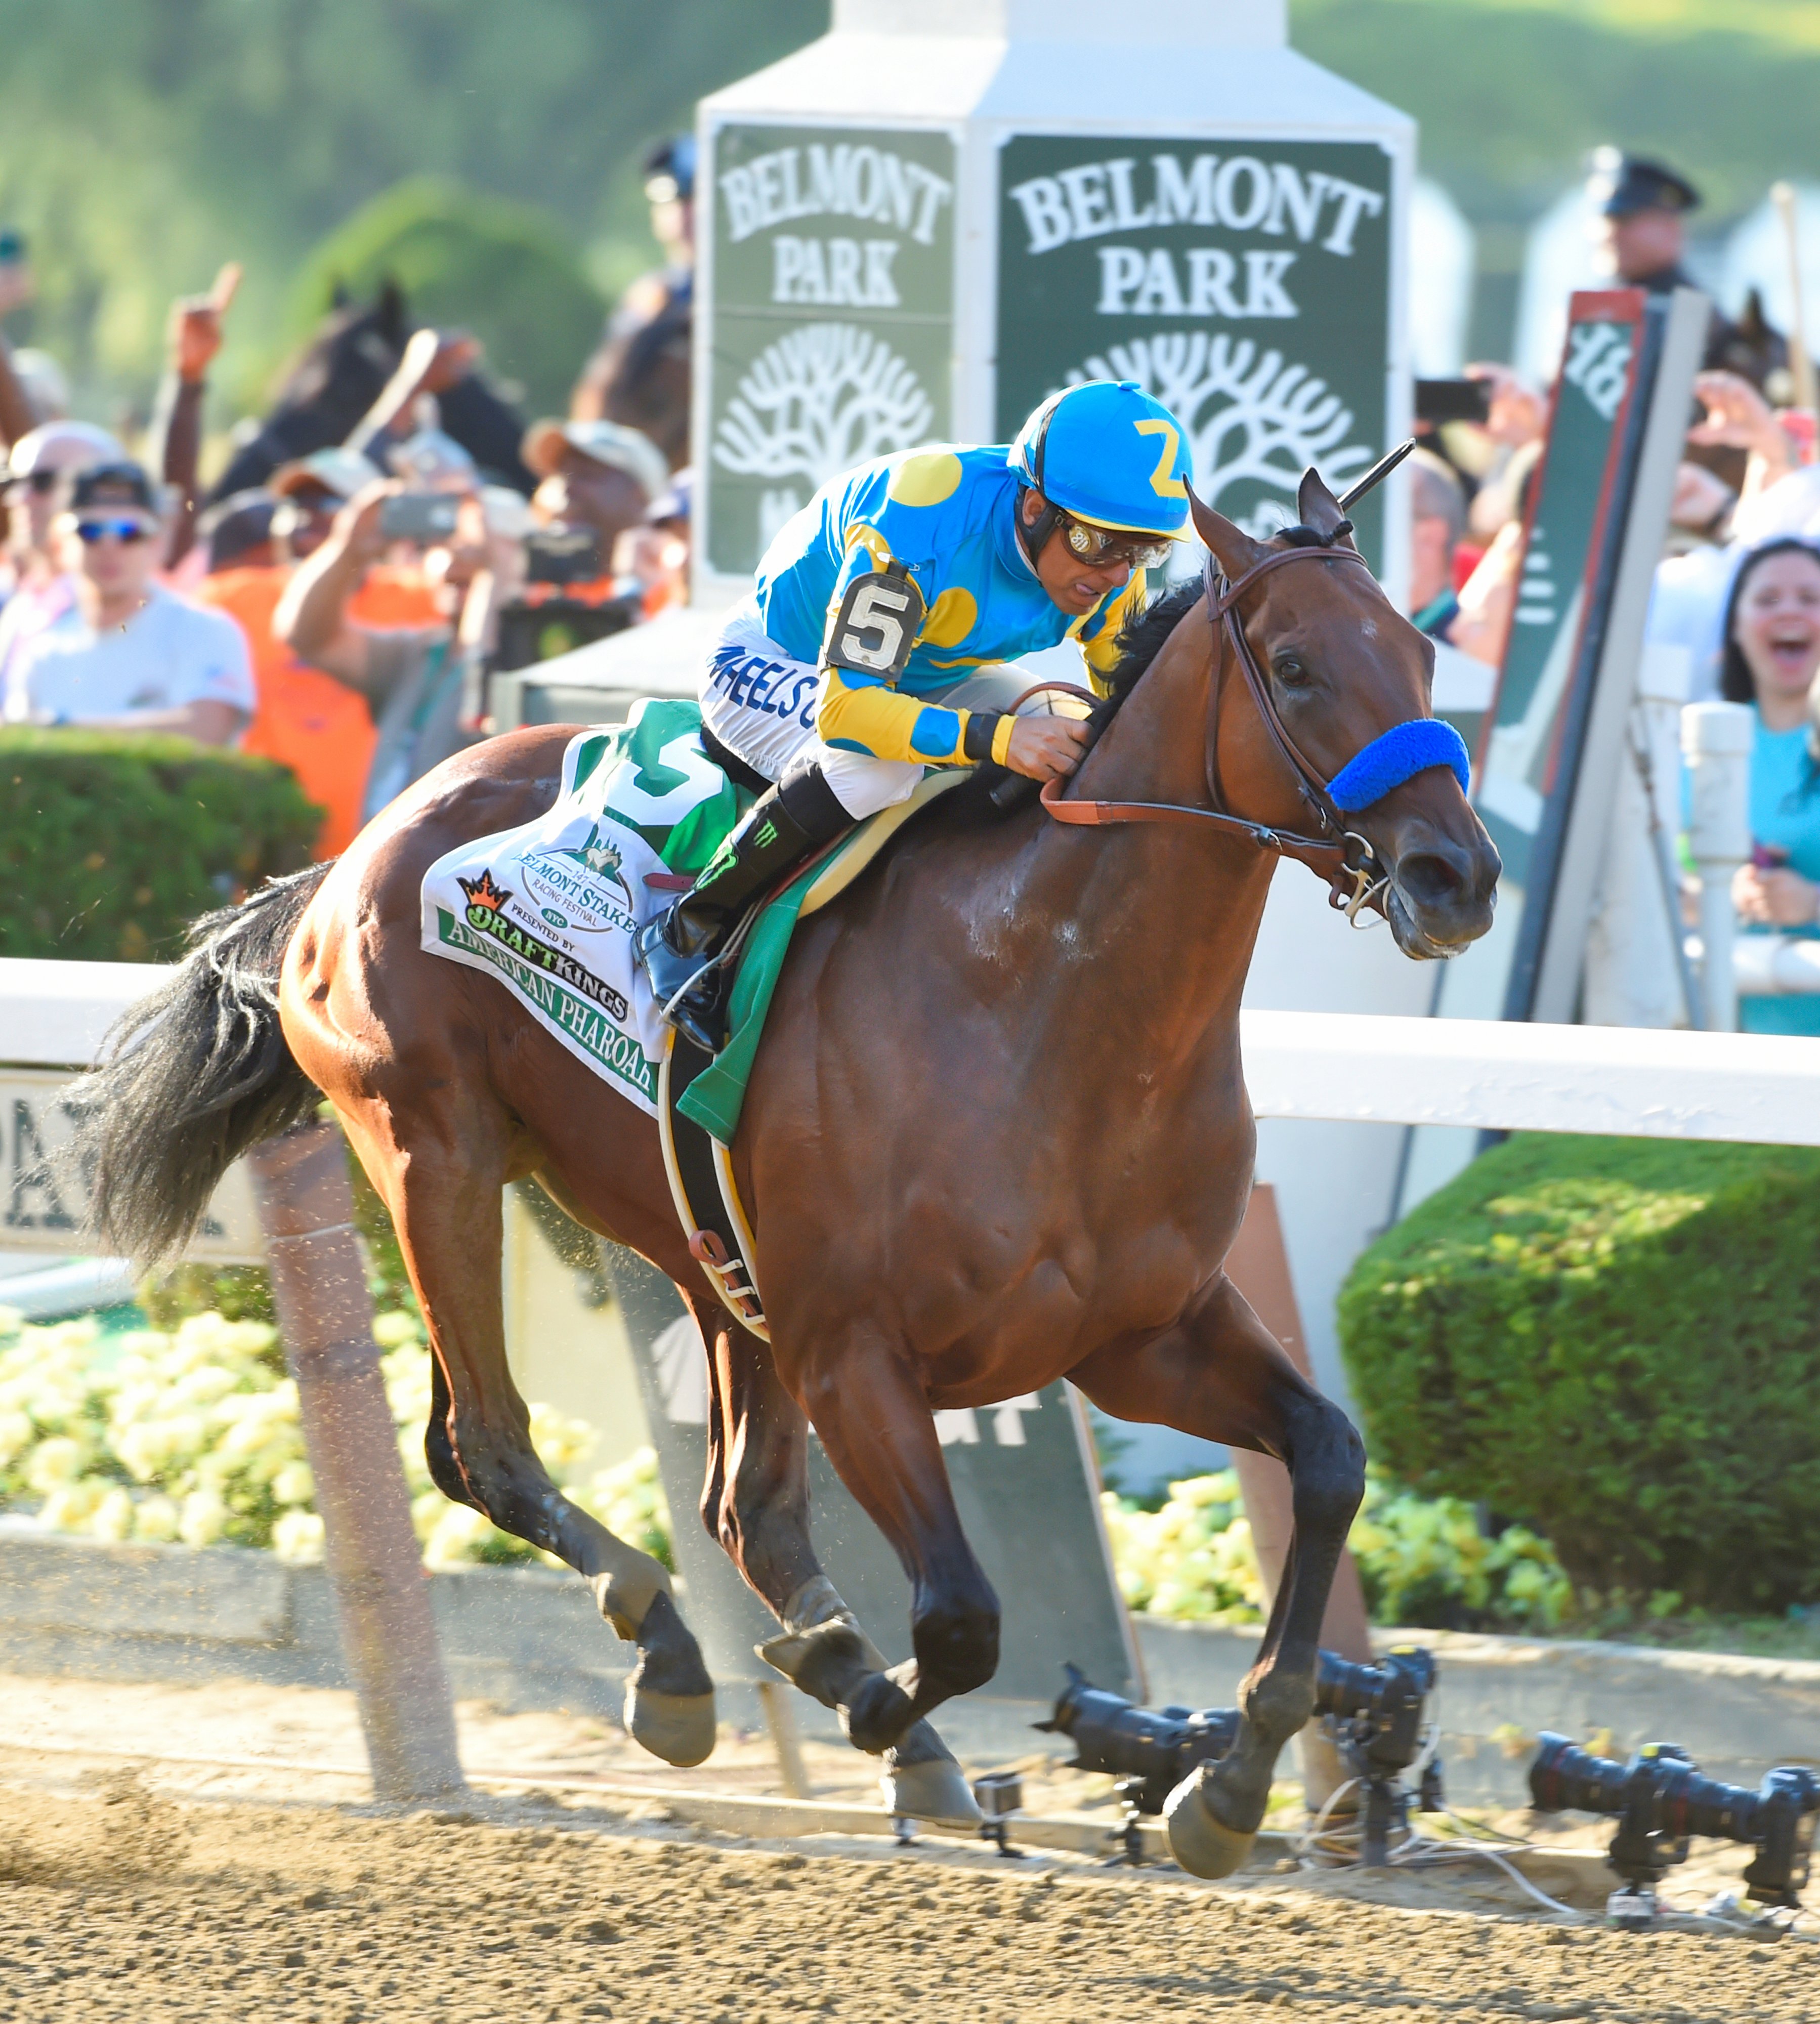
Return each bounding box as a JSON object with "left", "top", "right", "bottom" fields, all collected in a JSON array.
[{"left": 633, "top": 378, "right": 1195, "bottom": 1052}]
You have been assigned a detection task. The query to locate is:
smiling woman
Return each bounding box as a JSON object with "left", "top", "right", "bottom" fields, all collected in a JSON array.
[{"left": 1717, "top": 537, "right": 1820, "bottom": 1034}]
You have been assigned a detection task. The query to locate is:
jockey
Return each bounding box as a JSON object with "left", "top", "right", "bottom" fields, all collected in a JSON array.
[{"left": 634, "top": 377, "right": 1194, "bottom": 1049}]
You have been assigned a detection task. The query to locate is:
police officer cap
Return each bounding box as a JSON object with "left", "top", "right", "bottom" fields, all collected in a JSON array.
[
  {"left": 644, "top": 135, "right": 697, "bottom": 204},
  {"left": 1588, "top": 147, "right": 1701, "bottom": 219}
]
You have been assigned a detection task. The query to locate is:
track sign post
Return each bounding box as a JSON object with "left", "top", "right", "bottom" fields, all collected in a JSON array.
[
  {"left": 1397, "top": 285, "right": 1708, "bottom": 1211},
  {"left": 694, "top": 0, "right": 1413, "bottom": 606}
]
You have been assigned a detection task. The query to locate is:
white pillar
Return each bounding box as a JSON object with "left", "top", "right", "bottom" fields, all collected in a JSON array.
[
  {"left": 694, "top": 1, "right": 1413, "bottom": 605},
  {"left": 1583, "top": 642, "right": 1693, "bottom": 1028},
  {"left": 1682, "top": 700, "right": 1756, "bottom": 1034}
]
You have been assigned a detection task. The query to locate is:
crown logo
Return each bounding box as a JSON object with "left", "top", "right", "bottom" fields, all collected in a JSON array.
[{"left": 458, "top": 869, "right": 510, "bottom": 913}]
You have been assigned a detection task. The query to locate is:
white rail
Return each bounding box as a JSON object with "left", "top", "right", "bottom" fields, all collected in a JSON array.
[
  {"left": 1239, "top": 1009, "right": 1820, "bottom": 1147},
  {"left": 10, "top": 957, "right": 1820, "bottom": 1150}
]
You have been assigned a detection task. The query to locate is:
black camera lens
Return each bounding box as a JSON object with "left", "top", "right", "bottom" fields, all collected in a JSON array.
[{"left": 1040, "top": 1665, "right": 1239, "bottom": 1811}]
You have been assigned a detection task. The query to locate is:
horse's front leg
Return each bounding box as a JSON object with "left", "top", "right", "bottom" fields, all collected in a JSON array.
[
  {"left": 1071, "top": 1274, "right": 1366, "bottom": 1877},
  {"left": 699, "top": 1311, "right": 980, "bottom": 1821},
  {"left": 776, "top": 1327, "right": 1000, "bottom": 1755}
]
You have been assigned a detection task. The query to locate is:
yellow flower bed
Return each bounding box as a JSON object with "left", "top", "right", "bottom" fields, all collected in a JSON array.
[
  {"left": 0, "top": 1304, "right": 670, "bottom": 1573},
  {"left": 1104, "top": 1469, "right": 1574, "bottom": 1632},
  {"left": 0, "top": 1303, "right": 1568, "bottom": 1627}
]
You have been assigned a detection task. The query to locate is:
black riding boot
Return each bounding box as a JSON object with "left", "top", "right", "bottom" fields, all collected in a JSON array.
[{"left": 633, "top": 760, "right": 852, "bottom": 1053}]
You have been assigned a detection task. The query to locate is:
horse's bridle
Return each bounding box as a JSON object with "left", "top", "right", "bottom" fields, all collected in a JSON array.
[{"left": 1039, "top": 541, "right": 1392, "bottom": 923}]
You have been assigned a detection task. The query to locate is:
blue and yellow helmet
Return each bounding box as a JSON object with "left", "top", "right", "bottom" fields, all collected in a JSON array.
[{"left": 1008, "top": 380, "right": 1194, "bottom": 540}]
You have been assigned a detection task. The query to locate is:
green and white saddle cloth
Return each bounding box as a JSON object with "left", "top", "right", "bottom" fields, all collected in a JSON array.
[{"left": 419, "top": 698, "right": 756, "bottom": 1119}]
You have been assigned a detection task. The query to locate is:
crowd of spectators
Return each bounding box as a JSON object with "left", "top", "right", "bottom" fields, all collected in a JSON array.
[
  {"left": 1394, "top": 149, "right": 1820, "bottom": 1031},
  {"left": 9, "top": 133, "right": 1820, "bottom": 1028},
  {"left": 0, "top": 140, "right": 697, "bottom": 859}
]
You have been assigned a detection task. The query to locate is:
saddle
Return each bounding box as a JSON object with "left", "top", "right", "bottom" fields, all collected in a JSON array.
[{"left": 658, "top": 768, "right": 970, "bottom": 1341}]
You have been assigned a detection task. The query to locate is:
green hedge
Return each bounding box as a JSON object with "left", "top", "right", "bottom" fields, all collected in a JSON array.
[
  {"left": 1338, "top": 1133, "right": 1820, "bottom": 1613},
  {"left": 0, "top": 730, "right": 319, "bottom": 962}
]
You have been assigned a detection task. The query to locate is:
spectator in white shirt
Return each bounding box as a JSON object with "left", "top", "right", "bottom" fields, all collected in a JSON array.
[
  {"left": 0, "top": 418, "right": 123, "bottom": 682},
  {"left": 4, "top": 462, "right": 253, "bottom": 745}
]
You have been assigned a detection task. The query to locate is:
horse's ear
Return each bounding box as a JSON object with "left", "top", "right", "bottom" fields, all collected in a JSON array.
[
  {"left": 1296, "top": 466, "right": 1353, "bottom": 545},
  {"left": 1187, "top": 484, "right": 1264, "bottom": 582},
  {"left": 376, "top": 276, "right": 408, "bottom": 347}
]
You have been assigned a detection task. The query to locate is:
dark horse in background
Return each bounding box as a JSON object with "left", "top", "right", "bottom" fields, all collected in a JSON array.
[
  {"left": 208, "top": 279, "right": 535, "bottom": 502},
  {"left": 73, "top": 474, "right": 1498, "bottom": 1876}
]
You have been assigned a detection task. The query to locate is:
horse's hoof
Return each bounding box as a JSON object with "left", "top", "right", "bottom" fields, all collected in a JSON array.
[
  {"left": 880, "top": 1748, "right": 981, "bottom": 1827},
  {"left": 756, "top": 1613, "right": 876, "bottom": 1709},
  {"left": 623, "top": 1589, "right": 716, "bottom": 1765},
  {"left": 1163, "top": 1768, "right": 1258, "bottom": 1879},
  {"left": 625, "top": 1684, "right": 717, "bottom": 1767},
  {"left": 841, "top": 1669, "right": 916, "bottom": 1754}
]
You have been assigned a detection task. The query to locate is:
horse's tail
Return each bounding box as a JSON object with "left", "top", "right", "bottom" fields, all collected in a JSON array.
[{"left": 67, "top": 862, "right": 333, "bottom": 1270}]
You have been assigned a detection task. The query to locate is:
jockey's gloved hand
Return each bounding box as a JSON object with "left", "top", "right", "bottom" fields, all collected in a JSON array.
[{"left": 1005, "top": 714, "right": 1090, "bottom": 783}]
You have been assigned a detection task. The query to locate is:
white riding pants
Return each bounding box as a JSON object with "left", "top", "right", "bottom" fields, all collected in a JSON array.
[{"left": 700, "top": 603, "right": 1075, "bottom": 818}]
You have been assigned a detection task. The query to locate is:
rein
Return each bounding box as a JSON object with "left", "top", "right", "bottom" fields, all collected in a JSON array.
[{"left": 1040, "top": 542, "right": 1391, "bottom": 922}]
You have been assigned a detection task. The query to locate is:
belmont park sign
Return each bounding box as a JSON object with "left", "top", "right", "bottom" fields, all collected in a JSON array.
[
  {"left": 704, "top": 124, "right": 958, "bottom": 577},
  {"left": 996, "top": 137, "right": 1393, "bottom": 575},
  {"left": 696, "top": 16, "right": 1407, "bottom": 591}
]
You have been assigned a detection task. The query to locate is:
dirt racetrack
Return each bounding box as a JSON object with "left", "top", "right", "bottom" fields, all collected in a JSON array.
[{"left": 2, "top": 1765, "right": 1813, "bottom": 2024}]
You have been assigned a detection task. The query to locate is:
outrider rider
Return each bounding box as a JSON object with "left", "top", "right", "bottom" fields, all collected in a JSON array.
[{"left": 633, "top": 377, "right": 1195, "bottom": 1048}]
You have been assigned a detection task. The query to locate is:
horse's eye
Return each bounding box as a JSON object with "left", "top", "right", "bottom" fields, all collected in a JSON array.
[{"left": 1274, "top": 656, "right": 1310, "bottom": 688}]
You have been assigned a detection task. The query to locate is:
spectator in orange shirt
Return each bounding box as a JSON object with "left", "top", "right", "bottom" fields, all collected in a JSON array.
[{"left": 194, "top": 446, "right": 439, "bottom": 857}]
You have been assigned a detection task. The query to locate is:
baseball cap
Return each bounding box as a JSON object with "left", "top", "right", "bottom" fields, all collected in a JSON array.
[
  {"left": 269, "top": 446, "right": 384, "bottom": 502},
  {"left": 4, "top": 418, "right": 124, "bottom": 485},
  {"left": 522, "top": 418, "right": 669, "bottom": 501},
  {"left": 69, "top": 461, "right": 160, "bottom": 515},
  {"left": 197, "top": 488, "right": 277, "bottom": 571}
]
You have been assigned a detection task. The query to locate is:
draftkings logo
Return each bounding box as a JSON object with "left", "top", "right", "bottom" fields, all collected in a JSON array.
[{"left": 457, "top": 870, "right": 630, "bottom": 1021}]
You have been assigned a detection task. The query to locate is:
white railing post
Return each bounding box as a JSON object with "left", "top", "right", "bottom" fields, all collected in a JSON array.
[{"left": 1681, "top": 701, "right": 1756, "bottom": 1034}]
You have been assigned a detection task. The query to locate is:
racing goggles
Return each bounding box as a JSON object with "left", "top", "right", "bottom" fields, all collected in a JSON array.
[{"left": 1058, "top": 512, "right": 1173, "bottom": 571}]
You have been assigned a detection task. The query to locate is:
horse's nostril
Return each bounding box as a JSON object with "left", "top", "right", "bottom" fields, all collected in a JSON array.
[{"left": 1396, "top": 850, "right": 1467, "bottom": 912}]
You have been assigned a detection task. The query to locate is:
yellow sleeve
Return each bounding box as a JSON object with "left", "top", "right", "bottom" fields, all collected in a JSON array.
[
  {"left": 817, "top": 666, "right": 975, "bottom": 766},
  {"left": 1077, "top": 568, "right": 1150, "bottom": 697}
]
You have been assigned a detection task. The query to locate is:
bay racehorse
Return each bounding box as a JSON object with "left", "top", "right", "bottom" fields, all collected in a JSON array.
[{"left": 74, "top": 472, "right": 1497, "bottom": 1874}]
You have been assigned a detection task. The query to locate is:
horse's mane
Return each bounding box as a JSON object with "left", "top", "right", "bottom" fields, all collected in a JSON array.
[
  {"left": 1098, "top": 521, "right": 1344, "bottom": 720},
  {"left": 1102, "top": 578, "right": 1203, "bottom": 708}
]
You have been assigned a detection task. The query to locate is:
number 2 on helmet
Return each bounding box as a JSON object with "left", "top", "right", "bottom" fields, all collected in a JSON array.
[{"left": 1134, "top": 417, "right": 1185, "bottom": 500}]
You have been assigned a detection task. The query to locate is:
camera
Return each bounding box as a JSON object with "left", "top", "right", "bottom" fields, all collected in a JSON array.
[
  {"left": 378, "top": 491, "right": 461, "bottom": 543},
  {"left": 1531, "top": 1735, "right": 1820, "bottom": 1918},
  {"left": 1040, "top": 1662, "right": 1242, "bottom": 1821},
  {"left": 1041, "top": 1645, "right": 1438, "bottom": 1866}
]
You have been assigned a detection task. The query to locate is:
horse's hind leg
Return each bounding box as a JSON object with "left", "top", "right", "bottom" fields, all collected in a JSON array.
[
  {"left": 695, "top": 1311, "right": 980, "bottom": 1822},
  {"left": 337, "top": 1094, "right": 716, "bottom": 1767},
  {"left": 1070, "top": 1274, "right": 1365, "bottom": 1878}
]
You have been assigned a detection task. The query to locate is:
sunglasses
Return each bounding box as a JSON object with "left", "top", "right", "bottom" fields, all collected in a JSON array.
[
  {"left": 1058, "top": 513, "right": 1173, "bottom": 572},
  {"left": 74, "top": 516, "right": 153, "bottom": 545}
]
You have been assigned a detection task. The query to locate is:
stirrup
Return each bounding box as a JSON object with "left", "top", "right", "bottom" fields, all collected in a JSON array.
[
  {"left": 662, "top": 966, "right": 733, "bottom": 1056},
  {"left": 634, "top": 917, "right": 733, "bottom": 1053}
]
